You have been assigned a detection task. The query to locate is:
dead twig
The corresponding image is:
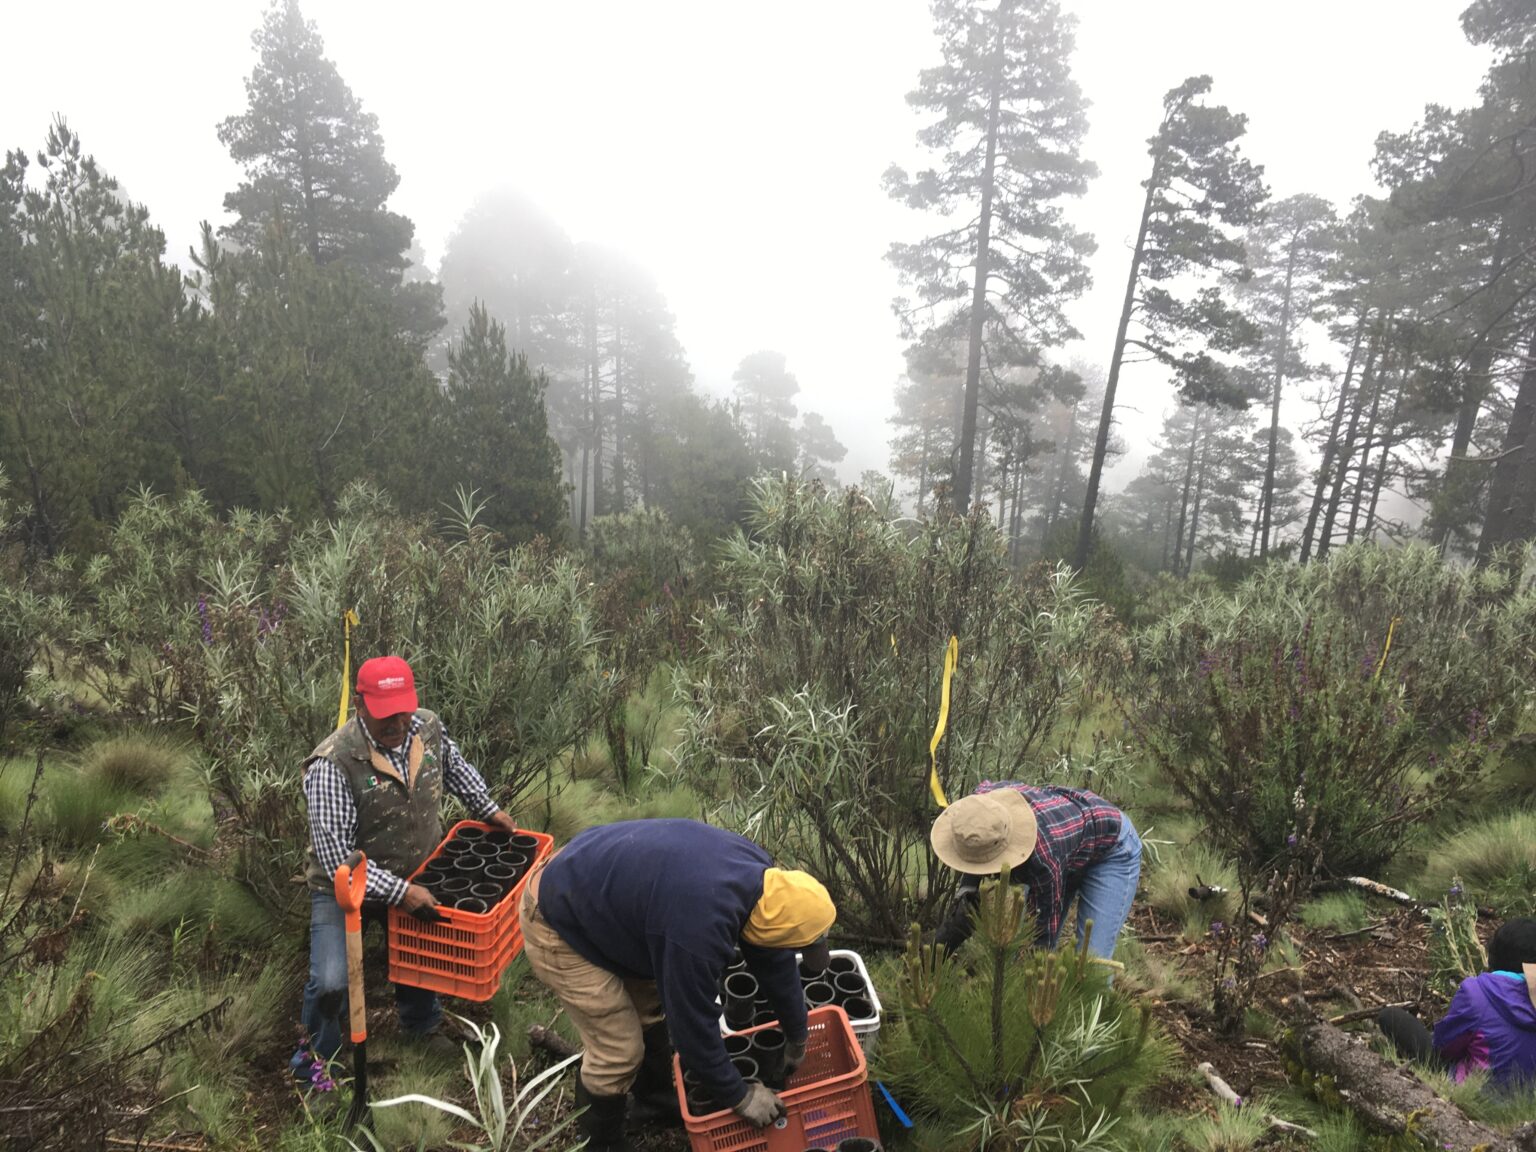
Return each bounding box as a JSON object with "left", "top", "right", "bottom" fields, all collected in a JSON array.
[
  {"left": 1330, "top": 1001, "right": 1413, "bottom": 1026},
  {"left": 1197, "top": 1061, "right": 1243, "bottom": 1107},
  {"left": 527, "top": 1023, "right": 579, "bottom": 1061}
]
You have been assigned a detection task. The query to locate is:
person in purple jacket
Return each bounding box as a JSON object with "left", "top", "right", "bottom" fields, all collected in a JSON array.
[{"left": 1379, "top": 918, "right": 1536, "bottom": 1091}]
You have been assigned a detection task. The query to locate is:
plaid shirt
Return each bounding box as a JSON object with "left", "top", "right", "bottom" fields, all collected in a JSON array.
[
  {"left": 969, "top": 781, "right": 1124, "bottom": 946},
  {"left": 304, "top": 714, "right": 500, "bottom": 905}
]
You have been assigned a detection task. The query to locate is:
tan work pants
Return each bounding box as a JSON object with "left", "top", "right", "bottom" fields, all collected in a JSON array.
[{"left": 520, "top": 863, "right": 665, "bottom": 1096}]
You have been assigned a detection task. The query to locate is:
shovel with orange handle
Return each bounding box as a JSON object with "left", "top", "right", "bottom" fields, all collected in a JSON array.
[{"left": 335, "top": 850, "right": 370, "bottom": 1132}]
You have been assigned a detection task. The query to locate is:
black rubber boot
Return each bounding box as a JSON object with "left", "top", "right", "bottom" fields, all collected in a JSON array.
[
  {"left": 576, "top": 1078, "right": 633, "bottom": 1152},
  {"left": 628, "top": 1022, "right": 683, "bottom": 1127}
]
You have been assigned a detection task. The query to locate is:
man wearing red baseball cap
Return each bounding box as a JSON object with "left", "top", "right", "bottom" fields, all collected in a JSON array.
[{"left": 289, "top": 655, "right": 519, "bottom": 1081}]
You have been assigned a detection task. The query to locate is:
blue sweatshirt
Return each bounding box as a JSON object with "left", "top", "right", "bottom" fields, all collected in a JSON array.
[{"left": 537, "top": 820, "right": 808, "bottom": 1108}]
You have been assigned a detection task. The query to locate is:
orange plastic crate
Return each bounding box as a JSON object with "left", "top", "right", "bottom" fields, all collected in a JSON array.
[
  {"left": 387, "top": 820, "right": 552, "bottom": 1001},
  {"left": 673, "top": 1006, "right": 879, "bottom": 1152}
]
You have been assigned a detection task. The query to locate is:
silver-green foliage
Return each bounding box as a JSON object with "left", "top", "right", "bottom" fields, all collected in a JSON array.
[
  {"left": 32, "top": 483, "right": 614, "bottom": 909},
  {"left": 676, "top": 477, "right": 1127, "bottom": 935}
]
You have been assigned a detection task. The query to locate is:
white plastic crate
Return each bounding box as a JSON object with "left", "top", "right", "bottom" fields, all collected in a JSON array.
[{"left": 719, "top": 948, "right": 882, "bottom": 1054}]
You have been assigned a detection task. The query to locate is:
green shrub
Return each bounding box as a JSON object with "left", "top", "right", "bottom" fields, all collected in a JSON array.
[
  {"left": 1423, "top": 811, "right": 1536, "bottom": 915},
  {"left": 47, "top": 768, "right": 132, "bottom": 847},
  {"left": 877, "top": 880, "right": 1162, "bottom": 1151},
  {"left": 678, "top": 477, "right": 1130, "bottom": 936},
  {"left": 34, "top": 484, "right": 616, "bottom": 913}
]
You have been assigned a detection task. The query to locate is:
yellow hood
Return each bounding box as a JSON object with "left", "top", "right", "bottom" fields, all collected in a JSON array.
[{"left": 742, "top": 868, "right": 836, "bottom": 949}]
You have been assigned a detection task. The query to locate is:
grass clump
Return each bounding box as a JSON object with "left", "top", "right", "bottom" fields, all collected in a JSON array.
[
  {"left": 1298, "top": 891, "right": 1369, "bottom": 934},
  {"left": 1143, "top": 840, "right": 1238, "bottom": 940},
  {"left": 79, "top": 733, "right": 186, "bottom": 796},
  {"left": 1422, "top": 810, "right": 1536, "bottom": 915}
]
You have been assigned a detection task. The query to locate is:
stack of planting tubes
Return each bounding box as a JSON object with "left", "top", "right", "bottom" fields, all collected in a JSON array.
[
  {"left": 683, "top": 951, "right": 879, "bottom": 1116},
  {"left": 413, "top": 827, "right": 542, "bottom": 914}
]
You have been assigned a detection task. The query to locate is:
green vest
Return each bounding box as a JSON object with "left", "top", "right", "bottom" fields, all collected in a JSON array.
[{"left": 303, "top": 710, "right": 446, "bottom": 895}]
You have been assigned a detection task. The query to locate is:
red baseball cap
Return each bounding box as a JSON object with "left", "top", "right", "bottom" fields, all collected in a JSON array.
[{"left": 355, "top": 655, "right": 418, "bottom": 717}]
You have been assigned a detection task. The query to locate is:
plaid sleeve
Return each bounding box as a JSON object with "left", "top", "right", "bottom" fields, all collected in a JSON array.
[
  {"left": 442, "top": 733, "right": 500, "bottom": 821},
  {"left": 303, "top": 758, "right": 408, "bottom": 905}
]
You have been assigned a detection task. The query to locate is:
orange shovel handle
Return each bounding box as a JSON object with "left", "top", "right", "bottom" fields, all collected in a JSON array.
[{"left": 334, "top": 850, "right": 368, "bottom": 1045}]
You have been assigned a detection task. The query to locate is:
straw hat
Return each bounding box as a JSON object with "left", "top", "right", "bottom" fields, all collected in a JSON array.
[{"left": 930, "top": 790, "right": 1038, "bottom": 875}]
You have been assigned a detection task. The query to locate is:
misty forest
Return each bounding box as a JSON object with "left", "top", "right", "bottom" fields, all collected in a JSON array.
[{"left": 11, "top": 1, "right": 1536, "bottom": 1150}]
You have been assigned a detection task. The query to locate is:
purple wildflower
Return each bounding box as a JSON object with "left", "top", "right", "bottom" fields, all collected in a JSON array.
[
  {"left": 1286, "top": 834, "right": 1298, "bottom": 847},
  {"left": 1209, "top": 921, "right": 1225, "bottom": 938},
  {"left": 196, "top": 596, "right": 212, "bottom": 645},
  {"left": 1251, "top": 933, "right": 1267, "bottom": 953}
]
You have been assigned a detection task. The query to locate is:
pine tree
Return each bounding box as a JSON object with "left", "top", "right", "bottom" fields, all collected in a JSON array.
[
  {"left": 439, "top": 303, "right": 566, "bottom": 544},
  {"left": 886, "top": 0, "right": 1096, "bottom": 513},
  {"left": 0, "top": 122, "right": 188, "bottom": 553},
  {"left": 1239, "top": 194, "right": 1340, "bottom": 557},
  {"left": 797, "top": 413, "right": 848, "bottom": 483},
  {"left": 732, "top": 350, "right": 801, "bottom": 470},
  {"left": 1074, "top": 76, "right": 1268, "bottom": 569},
  {"left": 218, "top": 1, "right": 439, "bottom": 343}
]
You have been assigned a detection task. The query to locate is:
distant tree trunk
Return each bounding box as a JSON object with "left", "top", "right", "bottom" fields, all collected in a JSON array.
[
  {"left": 1319, "top": 319, "right": 1386, "bottom": 559},
  {"left": 587, "top": 290, "right": 604, "bottom": 522},
  {"left": 1301, "top": 310, "right": 1368, "bottom": 562},
  {"left": 1478, "top": 327, "right": 1536, "bottom": 563},
  {"left": 1260, "top": 242, "right": 1299, "bottom": 558},
  {"left": 612, "top": 314, "right": 625, "bottom": 512},
  {"left": 1009, "top": 463, "right": 1025, "bottom": 564},
  {"left": 1365, "top": 377, "right": 1406, "bottom": 541},
  {"left": 1159, "top": 502, "right": 1174, "bottom": 571},
  {"left": 1172, "top": 407, "right": 1202, "bottom": 572},
  {"left": 917, "top": 422, "right": 931, "bottom": 515},
  {"left": 1347, "top": 338, "right": 1392, "bottom": 545},
  {"left": 1185, "top": 425, "right": 1211, "bottom": 575},
  {"left": 974, "top": 412, "right": 991, "bottom": 513},
  {"left": 1077, "top": 157, "right": 1162, "bottom": 568},
  {"left": 1435, "top": 222, "right": 1508, "bottom": 549},
  {"left": 953, "top": 0, "right": 1012, "bottom": 512},
  {"left": 1047, "top": 400, "right": 1078, "bottom": 535}
]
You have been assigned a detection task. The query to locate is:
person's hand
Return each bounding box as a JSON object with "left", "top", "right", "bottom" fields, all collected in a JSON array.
[
  {"left": 783, "top": 1038, "right": 807, "bottom": 1078},
  {"left": 488, "top": 811, "right": 520, "bottom": 836},
  {"left": 935, "top": 891, "right": 980, "bottom": 956},
  {"left": 401, "top": 883, "right": 443, "bottom": 920},
  {"left": 732, "top": 1082, "right": 786, "bottom": 1127}
]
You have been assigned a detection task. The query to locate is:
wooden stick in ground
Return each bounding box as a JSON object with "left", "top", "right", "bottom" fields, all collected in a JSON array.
[{"left": 1196, "top": 1061, "right": 1243, "bottom": 1107}]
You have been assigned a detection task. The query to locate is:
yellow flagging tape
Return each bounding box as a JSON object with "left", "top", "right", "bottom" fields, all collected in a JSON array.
[
  {"left": 1374, "top": 615, "right": 1401, "bottom": 682},
  {"left": 337, "top": 609, "right": 360, "bottom": 729},
  {"left": 928, "top": 635, "right": 959, "bottom": 809}
]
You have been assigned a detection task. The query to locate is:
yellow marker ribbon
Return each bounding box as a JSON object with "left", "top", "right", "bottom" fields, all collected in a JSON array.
[
  {"left": 1374, "top": 616, "right": 1401, "bottom": 682},
  {"left": 337, "top": 609, "right": 360, "bottom": 729},
  {"left": 928, "top": 635, "right": 959, "bottom": 809}
]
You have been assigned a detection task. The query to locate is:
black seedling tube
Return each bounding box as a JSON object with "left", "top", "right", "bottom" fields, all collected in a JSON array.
[
  {"left": 833, "top": 972, "right": 866, "bottom": 1004},
  {"left": 730, "top": 1055, "right": 759, "bottom": 1082},
  {"left": 439, "top": 875, "right": 472, "bottom": 897},
  {"left": 723, "top": 1034, "right": 752, "bottom": 1060},
  {"left": 843, "top": 995, "right": 874, "bottom": 1021},
  {"left": 804, "top": 980, "right": 835, "bottom": 1009},
  {"left": 724, "top": 972, "right": 759, "bottom": 1028},
  {"left": 469, "top": 882, "right": 502, "bottom": 904},
  {"left": 752, "top": 1027, "right": 786, "bottom": 1087},
  {"left": 837, "top": 1140, "right": 879, "bottom": 1152},
  {"left": 455, "top": 825, "right": 486, "bottom": 842},
  {"left": 454, "top": 896, "right": 488, "bottom": 914},
  {"left": 828, "top": 955, "right": 857, "bottom": 976},
  {"left": 510, "top": 832, "right": 540, "bottom": 853}
]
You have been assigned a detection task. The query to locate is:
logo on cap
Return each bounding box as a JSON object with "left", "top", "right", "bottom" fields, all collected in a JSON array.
[{"left": 376, "top": 676, "right": 406, "bottom": 690}]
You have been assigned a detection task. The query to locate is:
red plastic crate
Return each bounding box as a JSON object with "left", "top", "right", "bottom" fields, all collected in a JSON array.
[
  {"left": 387, "top": 820, "right": 552, "bottom": 1001},
  {"left": 673, "top": 1006, "right": 879, "bottom": 1152}
]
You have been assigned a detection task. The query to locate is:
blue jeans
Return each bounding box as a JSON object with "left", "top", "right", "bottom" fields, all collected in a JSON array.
[
  {"left": 290, "top": 890, "right": 441, "bottom": 1072},
  {"left": 1071, "top": 816, "right": 1142, "bottom": 960}
]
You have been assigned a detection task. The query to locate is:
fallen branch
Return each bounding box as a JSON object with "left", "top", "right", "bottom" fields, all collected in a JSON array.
[
  {"left": 1197, "top": 1061, "right": 1243, "bottom": 1107},
  {"left": 1342, "top": 877, "right": 1422, "bottom": 907},
  {"left": 1329, "top": 1002, "right": 1412, "bottom": 1026},
  {"left": 1293, "top": 1018, "right": 1527, "bottom": 1151},
  {"left": 1266, "top": 1115, "right": 1318, "bottom": 1140},
  {"left": 104, "top": 1137, "right": 207, "bottom": 1151},
  {"left": 527, "top": 1023, "right": 580, "bottom": 1061}
]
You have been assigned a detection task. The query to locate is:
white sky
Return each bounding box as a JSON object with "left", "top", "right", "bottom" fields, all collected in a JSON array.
[{"left": 1, "top": 0, "right": 1494, "bottom": 489}]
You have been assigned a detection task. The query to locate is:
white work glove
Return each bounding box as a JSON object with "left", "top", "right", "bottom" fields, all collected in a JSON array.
[{"left": 732, "top": 1081, "right": 787, "bottom": 1127}]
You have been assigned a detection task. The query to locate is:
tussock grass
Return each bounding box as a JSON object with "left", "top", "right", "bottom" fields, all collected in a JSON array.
[
  {"left": 1299, "top": 891, "right": 1369, "bottom": 934},
  {"left": 1143, "top": 840, "right": 1238, "bottom": 940},
  {"left": 79, "top": 733, "right": 187, "bottom": 796},
  {"left": 1180, "top": 1098, "right": 1275, "bottom": 1151},
  {"left": 1422, "top": 810, "right": 1536, "bottom": 914}
]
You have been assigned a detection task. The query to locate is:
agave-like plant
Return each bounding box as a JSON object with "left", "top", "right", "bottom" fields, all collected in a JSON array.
[{"left": 349, "top": 1017, "right": 583, "bottom": 1152}]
